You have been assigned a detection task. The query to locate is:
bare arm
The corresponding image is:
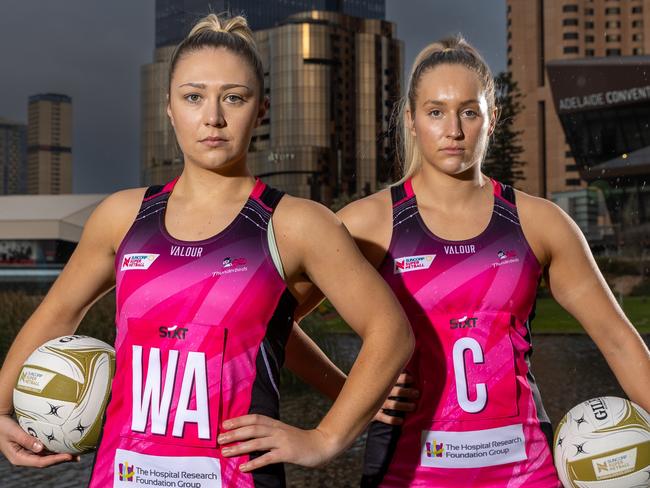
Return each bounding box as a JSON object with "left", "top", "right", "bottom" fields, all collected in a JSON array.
[
  {"left": 219, "top": 196, "right": 414, "bottom": 470},
  {"left": 0, "top": 189, "right": 143, "bottom": 467},
  {"left": 519, "top": 193, "right": 650, "bottom": 411},
  {"left": 285, "top": 192, "right": 417, "bottom": 423}
]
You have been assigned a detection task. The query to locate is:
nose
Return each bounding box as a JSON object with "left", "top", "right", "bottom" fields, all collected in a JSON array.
[
  {"left": 446, "top": 114, "right": 463, "bottom": 139},
  {"left": 205, "top": 100, "right": 226, "bottom": 128}
]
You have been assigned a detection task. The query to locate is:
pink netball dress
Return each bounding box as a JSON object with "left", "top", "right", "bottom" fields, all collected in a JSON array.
[
  {"left": 362, "top": 179, "right": 561, "bottom": 487},
  {"left": 89, "top": 179, "right": 295, "bottom": 487}
]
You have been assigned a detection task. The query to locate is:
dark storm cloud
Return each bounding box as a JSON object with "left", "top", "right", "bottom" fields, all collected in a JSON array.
[
  {"left": 0, "top": 0, "right": 155, "bottom": 193},
  {"left": 0, "top": 0, "right": 504, "bottom": 193},
  {"left": 386, "top": 0, "right": 506, "bottom": 82}
]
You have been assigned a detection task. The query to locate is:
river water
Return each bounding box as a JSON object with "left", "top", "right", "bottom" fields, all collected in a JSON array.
[{"left": 1, "top": 333, "right": 646, "bottom": 487}]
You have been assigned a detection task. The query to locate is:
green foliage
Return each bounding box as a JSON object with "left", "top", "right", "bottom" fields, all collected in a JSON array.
[
  {"left": 0, "top": 291, "right": 116, "bottom": 363},
  {"left": 483, "top": 71, "right": 525, "bottom": 186}
]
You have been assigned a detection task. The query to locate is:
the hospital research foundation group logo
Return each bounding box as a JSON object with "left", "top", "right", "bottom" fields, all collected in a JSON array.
[
  {"left": 121, "top": 253, "right": 159, "bottom": 271},
  {"left": 425, "top": 440, "right": 444, "bottom": 458},
  {"left": 420, "top": 424, "right": 527, "bottom": 469},
  {"left": 394, "top": 254, "right": 436, "bottom": 274},
  {"left": 118, "top": 461, "right": 135, "bottom": 482}
]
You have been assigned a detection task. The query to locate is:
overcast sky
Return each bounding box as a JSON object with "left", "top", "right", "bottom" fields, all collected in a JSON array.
[{"left": 0, "top": 0, "right": 505, "bottom": 193}]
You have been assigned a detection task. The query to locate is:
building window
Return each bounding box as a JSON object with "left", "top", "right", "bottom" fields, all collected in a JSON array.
[
  {"left": 633, "top": 47, "right": 644, "bottom": 55},
  {"left": 632, "top": 6, "right": 643, "bottom": 13},
  {"left": 566, "top": 178, "right": 582, "bottom": 186},
  {"left": 563, "top": 32, "right": 579, "bottom": 40},
  {"left": 605, "top": 7, "right": 621, "bottom": 14},
  {"left": 563, "top": 18, "right": 579, "bottom": 26},
  {"left": 606, "top": 34, "right": 621, "bottom": 42},
  {"left": 562, "top": 4, "right": 578, "bottom": 12},
  {"left": 605, "top": 20, "right": 621, "bottom": 28},
  {"left": 566, "top": 164, "right": 578, "bottom": 171},
  {"left": 586, "top": 49, "right": 595, "bottom": 56},
  {"left": 585, "top": 21, "right": 595, "bottom": 29},
  {"left": 565, "top": 150, "right": 573, "bottom": 158},
  {"left": 632, "top": 20, "right": 643, "bottom": 28},
  {"left": 633, "top": 33, "right": 643, "bottom": 41},
  {"left": 585, "top": 7, "right": 594, "bottom": 15},
  {"left": 606, "top": 48, "right": 622, "bottom": 56},
  {"left": 564, "top": 46, "right": 580, "bottom": 54},
  {"left": 585, "top": 35, "right": 595, "bottom": 42}
]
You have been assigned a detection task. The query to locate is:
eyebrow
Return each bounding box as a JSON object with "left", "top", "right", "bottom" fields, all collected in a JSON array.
[
  {"left": 178, "top": 82, "right": 252, "bottom": 91},
  {"left": 423, "top": 99, "right": 481, "bottom": 106}
]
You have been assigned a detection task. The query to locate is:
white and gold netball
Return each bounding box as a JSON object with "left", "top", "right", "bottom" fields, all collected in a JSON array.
[
  {"left": 13, "top": 335, "right": 115, "bottom": 454},
  {"left": 554, "top": 396, "right": 650, "bottom": 488}
]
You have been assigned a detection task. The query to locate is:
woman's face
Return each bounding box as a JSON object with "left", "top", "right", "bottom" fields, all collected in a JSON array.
[
  {"left": 167, "top": 47, "right": 265, "bottom": 172},
  {"left": 407, "top": 63, "right": 495, "bottom": 176}
]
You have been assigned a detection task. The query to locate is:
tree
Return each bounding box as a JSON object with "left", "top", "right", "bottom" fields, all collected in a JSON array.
[{"left": 483, "top": 71, "right": 525, "bottom": 186}]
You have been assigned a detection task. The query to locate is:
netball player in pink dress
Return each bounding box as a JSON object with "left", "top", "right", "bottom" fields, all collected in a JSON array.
[
  {"left": 0, "top": 14, "right": 414, "bottom": 487},
  {"left": 281, "top": 37, "right": 650, "bottom": 487}
]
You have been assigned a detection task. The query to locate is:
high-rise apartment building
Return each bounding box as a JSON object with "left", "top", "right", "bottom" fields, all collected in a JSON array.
[
  {"left": 0, "top": 119, "right": 27, "bottom": 194},
  {"left": 248, "top": 11, "right": 401, "bottom": 200},
  {"left": 155, "top": 0, "right": 385, "bottom": 47},
  {"left": 27, "top": 94, "right": 72, "bottom": 194},
  {"left": 142, "top": 2, "right": 401, "bottom": 203},
  {"left": 507, "top": 0, "right": 650, "bottom": 197}
]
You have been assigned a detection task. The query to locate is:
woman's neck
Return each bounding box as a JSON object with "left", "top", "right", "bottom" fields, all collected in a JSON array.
[
  {"left": 173, "top": 162, "right": 255, "bottom": 205},
  {"left": 410, "top": 165, "right": 490, "bottom": 211}
]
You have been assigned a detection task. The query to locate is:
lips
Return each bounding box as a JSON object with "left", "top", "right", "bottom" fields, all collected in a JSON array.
[
  {"left": 200, "top": 136, "right": 228, "bottom": 147},
  {"left": 441, "top": 147, "right": 465, "bottom": 154}
]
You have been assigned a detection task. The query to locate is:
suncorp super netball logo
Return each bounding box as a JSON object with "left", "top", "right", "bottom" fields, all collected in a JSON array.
[
  {"left": 121, "top": 253, "right": 159, "bottom": 271},
  {"left": 118, "top": 461, "right": 135, "bottom": 482},
  {"left": 394, "top": 255, "right": 436, "bottom": 274}
]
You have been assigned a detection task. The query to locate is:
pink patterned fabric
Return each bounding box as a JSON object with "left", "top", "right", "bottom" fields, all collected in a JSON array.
[
  {"left": 90, "top": 180, "right": 294, "bottom": 487},
  {"left": 363, "top": 179, "right": 561, "bottom": 487}
]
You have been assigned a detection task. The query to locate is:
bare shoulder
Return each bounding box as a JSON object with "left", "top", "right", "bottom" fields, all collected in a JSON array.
[
  {"left": 514, "top": 189, "right": 583, "bottom": 266},
  {"left": 337, "top": 189, "right": 392, "bottom": 239},
  {"left": 88, "top": 187, "right": 148, "bottom": 252},
  {"left": 273, "top": 193, "right": 341, "bottom": 231}
]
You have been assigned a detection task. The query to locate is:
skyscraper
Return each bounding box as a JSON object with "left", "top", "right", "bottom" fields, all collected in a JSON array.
[
  {"left": 507, "top": 0, "right": 650, "bottom": 197},
  {"left": 249, "top": 11, "right": 401, "bottom": 200},
  {"left": 0, "top": 119, "right": 27, "bottom": 195},
  {"left": 27, "top": 94, "right": 72, "bottom": 194},
  {"left": 155, "top": 0, "right": 385, "bottom": 47}
]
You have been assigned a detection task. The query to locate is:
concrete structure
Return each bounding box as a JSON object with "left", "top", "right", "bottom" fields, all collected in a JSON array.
[
  {"left": 0, "top": 119, "right": 27, "bottom": 195},
  {"left": 0, "top": 194, "right": 106, "bottom": 282},
  {"left": 27, "top": 94, "right": 73, "bottom": 194},
  {"left": 507, "top": 0, "right": 650, "bottom": 197},
  {"left": 142, "top": 6, "right": 402, "bottom": 203}
]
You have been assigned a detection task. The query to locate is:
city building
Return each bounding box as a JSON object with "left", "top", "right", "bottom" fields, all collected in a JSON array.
[
  {"left": 155, "top": 0, "right": 385, "bottom": 48},
  {"left": 506, "top": 0, "right": 650, "bottom": 198},
  {"left": 248, "top": 11, "right": 401, "bottom": 200},
  {"left": 27, "top": 93, "right": 73, "bottom": 194},
  {"left": 0, "top": 194, "right": 106, "bottom": 286},
  {"left": 142, "top": 2, "right": 402, "bottom": 203},
  {"left": 547, "top": 56, "right": 650, "bottom": 245},
  {"left": 0, "top": 118, "right": 27, "bottom": 195}
]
